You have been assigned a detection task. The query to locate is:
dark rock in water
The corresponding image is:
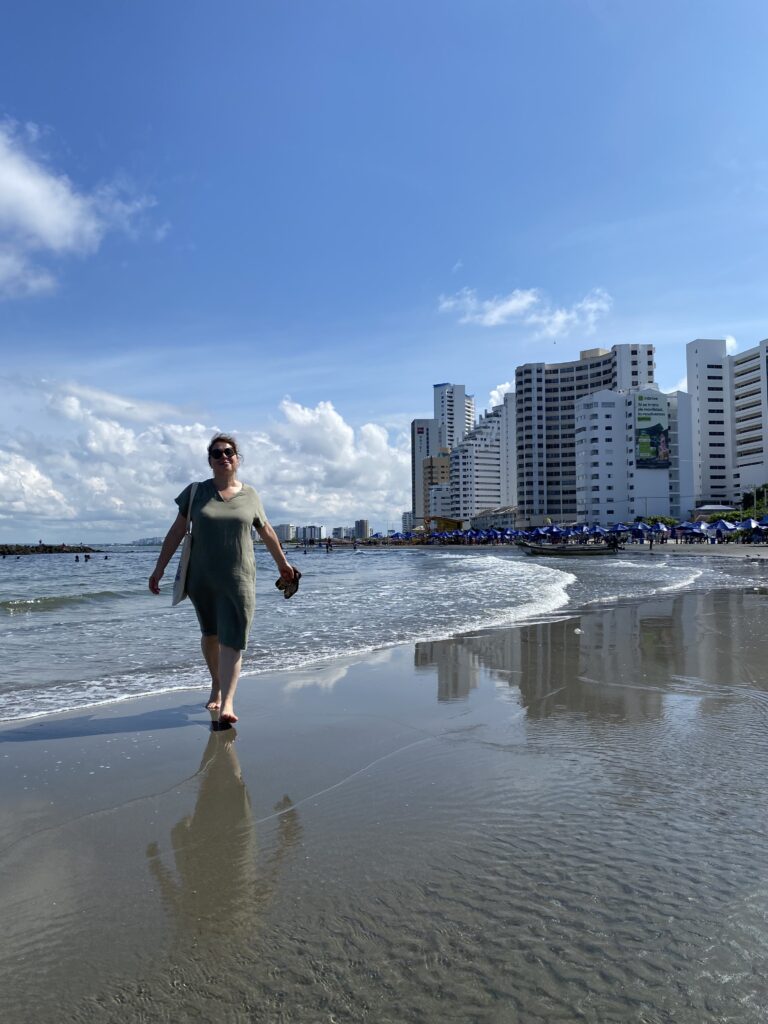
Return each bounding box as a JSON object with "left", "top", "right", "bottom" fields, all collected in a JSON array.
[{"left": 0, "top": 545, "right": 100, "bottom": 556}]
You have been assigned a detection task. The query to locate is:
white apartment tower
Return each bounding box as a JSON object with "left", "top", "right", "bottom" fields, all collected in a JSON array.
[
  {"left": 685, "top": 340, "right": 739, "bottom": 505},
  {"left": 450, "top": 393, "right": 517, "bottom": 522},
  {"left": 515, "top": 344, "right": 655, "bottom": 524},
  {"left": 433, "top": 383, "right": 475, "bottom": 450},
  {"left": 575, "top": 386, "right": 694, "bottom": 524},
  {"left": 411, "top": 383, "right": 475, "bottom": 525},
  {"left": 732, "top": 339, "right": 768, "bottom": 492},
  {"left": 686, "top": 337, "right": 768, "bottom": 505}
]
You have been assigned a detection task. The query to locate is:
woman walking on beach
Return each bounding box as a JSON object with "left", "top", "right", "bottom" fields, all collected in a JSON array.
[{"left": 149, "top": 434, "right": 296, "bottom": 725}]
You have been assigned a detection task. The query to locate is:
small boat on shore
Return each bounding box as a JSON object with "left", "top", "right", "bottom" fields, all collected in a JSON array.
[{"left": 520, "top": 542, "right": 619, "bottom": 557}]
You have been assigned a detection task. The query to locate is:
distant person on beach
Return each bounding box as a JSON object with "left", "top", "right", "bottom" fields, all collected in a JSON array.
[{"left": 148, "top": 433, "right": 297, "bottom": 726}]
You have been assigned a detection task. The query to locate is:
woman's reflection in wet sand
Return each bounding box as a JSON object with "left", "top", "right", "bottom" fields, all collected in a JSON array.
[{"left": 147, "top": 727, "right": 301, "bottom": 947}]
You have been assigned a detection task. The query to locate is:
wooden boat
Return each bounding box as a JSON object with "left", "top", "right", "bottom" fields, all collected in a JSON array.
[{"left": 520, "top": 542, "right": 619, "bottom": 556}]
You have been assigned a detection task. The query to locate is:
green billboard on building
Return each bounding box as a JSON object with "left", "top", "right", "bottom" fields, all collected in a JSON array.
[{"left": 635, "top": 393, "right": 670, "bottom": 468}]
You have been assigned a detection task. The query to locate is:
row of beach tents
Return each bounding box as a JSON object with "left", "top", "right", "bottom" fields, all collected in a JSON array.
[{"left": 381, "top": 516, "right": 768, "bottom": 543}]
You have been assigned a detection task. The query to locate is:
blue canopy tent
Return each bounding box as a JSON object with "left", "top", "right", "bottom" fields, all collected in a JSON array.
[
  {"left": 710, "top": 519, "right": 737, "bottom": 532},
  {"left": 736, "top": 519, "right": 759, "bottom": 530}
]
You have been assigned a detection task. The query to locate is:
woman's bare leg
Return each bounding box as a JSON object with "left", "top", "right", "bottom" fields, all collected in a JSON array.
[
  {"left": 218, "top": 644, "right": 243, "bottom": 723},
  {"left": 201, "top": 635, "right": 221, "bottom": 709}
]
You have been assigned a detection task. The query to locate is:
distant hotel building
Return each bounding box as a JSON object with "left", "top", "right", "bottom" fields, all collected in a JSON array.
[
  {"left": 450, "top": 392, "right": 517, "bottom": 521},
  {"left": 410, "top": 383, "right": 475, "bottom": 525},
  {"left": 515, "top": 345, "right": 655, "bottom": 524},
  {"left": 297, "top": 525, "right": 324, "bottom": 542},
  {"left": 686, "top": 337, "right": 768, "bottom": 506},
  {"left": 274, "top": 523, "right": 296, "bottom": 543},
  {"left": 575, "top": 386, "right": 694, "bottom": 523},
  {"left": 354, "top": 519, "right": 370, "bottom": 539}
]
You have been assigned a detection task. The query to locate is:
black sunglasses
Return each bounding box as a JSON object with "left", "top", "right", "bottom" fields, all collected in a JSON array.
[{"left": 210, "top": 447, "right": 236, "bottom": 460}]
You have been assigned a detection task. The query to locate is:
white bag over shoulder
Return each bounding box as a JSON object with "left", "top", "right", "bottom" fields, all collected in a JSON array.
[{"left": 172, "top": 482, "right": 199, "bottom": 606}]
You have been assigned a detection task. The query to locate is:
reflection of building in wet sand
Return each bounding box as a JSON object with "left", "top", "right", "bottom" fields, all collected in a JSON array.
[
  {"left": 415, "top": 591, "right": 763, "bottom": 722},
  {"left": 415, "top": 637, "right": 486, "bottom": 701}
]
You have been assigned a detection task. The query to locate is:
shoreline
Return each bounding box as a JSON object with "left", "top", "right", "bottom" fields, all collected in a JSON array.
[
  {"left": 2, "top": 582, "right": 767, "bottom": 1021},
  {"left": 2, "top": 548, "right": 765, "bottom": 729}
]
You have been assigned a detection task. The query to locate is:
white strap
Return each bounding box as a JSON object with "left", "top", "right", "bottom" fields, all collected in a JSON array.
[{"left": 185, "top": 482, "right": 199, "bottom": 535}]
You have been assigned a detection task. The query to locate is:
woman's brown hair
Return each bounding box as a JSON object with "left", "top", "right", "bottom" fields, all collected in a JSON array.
[{"left": 207, "top": 433, "right": 242, "bottom": 462}]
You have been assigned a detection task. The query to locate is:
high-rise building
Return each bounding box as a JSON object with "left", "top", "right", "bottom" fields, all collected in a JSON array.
[
  {"left": 515, "top": 344, "right": 655, "bottom": 524},
  {"left": 685, "top": 339, "right": 738, "bottom": 506},
  {"left": 686, "top": 337, "right": 768, "bottom": 506},
  {"left": 354, "top": 519, "right": 370, "bottom": 539},
  {"left": 732, "top": 340, "right": 768, "bottom": 493},
  {"left": 274, "top": 524, "right": 296, "bottom": 543},
  {"left": 410, "top": 418, "right": 439, "bottom": 524},
  {"left": 297, "top": 525, "right": 324, "bottom": 542},
  {"left": 433, "top": 382, "right": 475, "bottom": 449},
  {"left": 401, "top": 511, "right": 415, "bottom": 533},
  {"left": 575, "top": 386, "right": 694, "bottom": 524},
  {"left": 450, "top": 393, "right": 516, "bottom": 521},
  {"left": 422, "top": 453, "right": 451, "bottom": 523}
]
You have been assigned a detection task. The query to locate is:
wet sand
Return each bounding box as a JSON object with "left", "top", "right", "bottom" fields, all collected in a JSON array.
[{"left": 2, "top": 587, "right": 768, "bottom": 1022}]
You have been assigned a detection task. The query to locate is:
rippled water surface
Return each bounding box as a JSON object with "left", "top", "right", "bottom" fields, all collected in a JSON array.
[
  {"left": 0, "top": 542, "right": 765, "bottom": 721},
  {"left": 2, "top": 585, "right": 768, "bottom": 1022}
]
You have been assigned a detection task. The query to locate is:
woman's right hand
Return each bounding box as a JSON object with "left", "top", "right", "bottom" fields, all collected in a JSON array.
[{"left": 148, "top": 571, "right": 162, "bottom": 595}]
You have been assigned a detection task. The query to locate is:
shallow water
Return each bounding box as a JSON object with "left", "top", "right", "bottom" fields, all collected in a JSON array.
[
  {"left": 0, "top": 542, "right": 765, "bottom": 722},
  {"left": 2, "top": 587, "right": 768, "bottom": 1022}
]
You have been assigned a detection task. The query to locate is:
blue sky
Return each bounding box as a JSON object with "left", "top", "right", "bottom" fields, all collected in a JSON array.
[{"left": 1, "top": 1, "right": 767, "bottom": 539}]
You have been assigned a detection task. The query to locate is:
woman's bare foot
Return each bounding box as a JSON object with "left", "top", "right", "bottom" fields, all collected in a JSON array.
[
  {"left": 219, "top": 705, "right": 238, "bottom": 725},
  {"left": 205, "top": 688, "right": 221, "bottom": 710}
]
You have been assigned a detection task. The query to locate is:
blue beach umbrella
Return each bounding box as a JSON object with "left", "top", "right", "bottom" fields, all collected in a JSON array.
[
  {"left": 711, "top": 519, "right": 737, "bottom": 532},
  {"left": 633, "top": 522, "right": 652, "bottom": 532},
  {"left": 610, "top": 523, "right": 631, "bottom": 532},
  {"left": 651, "top": 522, "right": 669, "bottom": 532},
  {"left": 588, "top": 525, "right": 607, "bottom": 535},
  {"left": 737, "top": 519, "right": 759, "bottom": 530}
]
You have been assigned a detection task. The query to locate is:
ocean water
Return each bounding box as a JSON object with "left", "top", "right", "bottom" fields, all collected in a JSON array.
[{"left": 0, "top": 542, "right": 764, "bottom": 723}]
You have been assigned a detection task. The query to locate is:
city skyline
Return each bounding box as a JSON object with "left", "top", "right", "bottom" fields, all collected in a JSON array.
[{"left": 2, "top": 3, "right": 768, "bottom": 539}]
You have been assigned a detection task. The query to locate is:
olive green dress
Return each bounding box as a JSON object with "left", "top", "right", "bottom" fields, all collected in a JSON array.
[{"left": 176, "top": 480, "right": 268, "bottom": 651}]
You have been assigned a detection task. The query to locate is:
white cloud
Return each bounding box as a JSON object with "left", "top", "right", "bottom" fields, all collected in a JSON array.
[
  {"left": 0, "top": 451, "right": 75, "bottom": 519},
  {"left": 725, "top": 335, "right": 738, "bottom": 354},
  {"left": 439, "top": 284, "right": 612, "bottom": 338},
  {"left": 489, "top": 381, "right": 513, "bottom": 408},
  {"left": 0, "top": 379, "right": 411, "bottom": 540},
  {"left": 663, "top": 376, "right": 688, "bottom": 394},
  {"left": 439, "top": 286, "right": 540, "bottom": 326},
  {"left": 0, "top": 122, "right": 156, "bottom": 299}
]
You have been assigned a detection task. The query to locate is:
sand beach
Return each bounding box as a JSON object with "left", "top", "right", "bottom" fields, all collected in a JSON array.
[{"left": 2, "top": 584, "right": 768, "bottom": 1022}]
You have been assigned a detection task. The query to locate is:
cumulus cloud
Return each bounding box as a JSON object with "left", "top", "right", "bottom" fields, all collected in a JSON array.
[
  {"left": 489, "top": 381, "right": 513, "bottom": 408},
  {"left": 725, "top": 335, "right": 738, "bottom": 354},
  {"left": 0, "top": 378, "right": 410, "bottom": 540},
  {"left": 0, "top": 121, "right": 157, "bottom": 299},
  {"left": 439, "top": 285, "right": 612, "bottom": 338},
  {"left": 0, "top": 451, "right": 75, "bottom": 520}
]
